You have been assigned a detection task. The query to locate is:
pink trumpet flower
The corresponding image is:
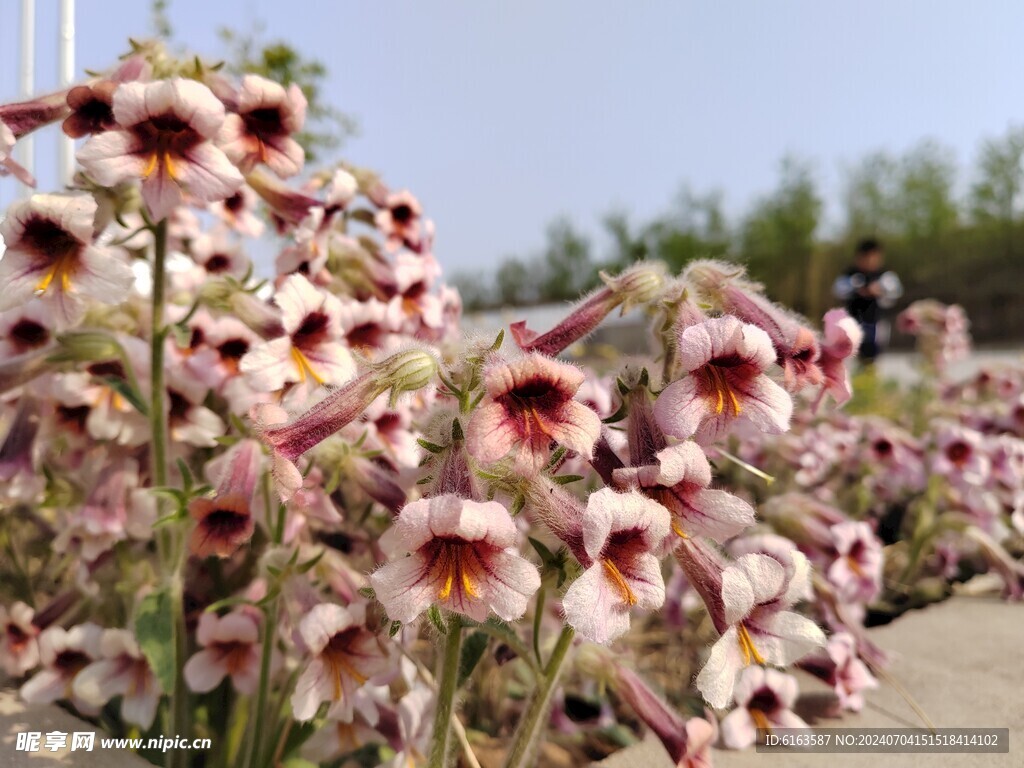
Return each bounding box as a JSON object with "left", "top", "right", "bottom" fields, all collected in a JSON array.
[
  {"left": 219, "top": 75, "right": 307, "bottom": 177},
  {"left": 561, "top": 488, "right": 671, "bottom": 644},
  {"left": 0, "top": 194, "right": 133, "bottom": 325},
  {"left": 183, "top": 611, "right": 262, "bottom": 694},
  {"left": 20, "top": 624, "right": 103, "bottom": 714},
  {"left": 466, "top": 353, "right": 601, "bottom": 474},
  {"left": 78, "top": 79, "right": 243, "bottom": 220},
  {"left": 654, "top": 316, "right": 792, "bottom": 444},
  {"left": 676, "top": 538, "right": 824, "bottom": 708},
  {"left": 240, "top": 274, "right": 355, "bottom": 392},
  {"left": 188, "top": 439, "right": 262, "bottom": 558},
  {"left": 815, "top": 309, "right": 863, "bottom": 408},
  {"left": 614, "top": 390, "right": 755, "bottom": 543},
  {"left": 0, "top": 601, "right": 40, "bottom": 677},
  {"left": 72, "top": 629, "right": 161, "bottom": 730},
  {"left": 369, "top": 494, "right": 540, "bottom": 623},
  {"left": 291, "top": 603, "right": 391, "bottom": 722},
  {"left": 720, "top": 667, "right": 807, "bottom": 749}
]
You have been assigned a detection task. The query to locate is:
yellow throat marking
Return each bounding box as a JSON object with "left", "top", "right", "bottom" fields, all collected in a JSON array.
[
  {"left": 291, "top": 347, "right": 326, "bottom": 385},
  {"left": 437, "top": 543, "right": 478, "bottom": 601},
  {"left": 706, "top": 365, "right": 742, "bottom": 416},
  {"left": 737, "top": 623, "right": 765, "bottom": 666},
  {"left": 602, "top": 559, "right": 638, "bottom": 606}
]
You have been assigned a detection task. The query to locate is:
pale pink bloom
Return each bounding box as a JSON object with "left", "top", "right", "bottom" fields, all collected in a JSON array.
[
  {"left": 78, "top": 79, "right": 243, "bottom": 220},
  {"left": 0, "top": 193, "right": 133, "bottom": 325},
  {"left": 800, "top": 632, "right": 877, "bottom": 712},
  {"left": 385, "top": 683, "right": 435, "bottom": 768},
  {"left": 685, "top": 261, "right": 823, "bottom": 390},
  {"left": 0, "top": 91, "right": 71, "bottom": 185},
  {"left": 73, "top": 629, "right": 161, "bottom": 729},
  {"left": 210, "top": 185, "right": 265, "bottom": 237},
  {"left": 613, "top": 440, "right": 755, "bottom": 544},
  {"left": 291, "top": 603, "right": 391, "bottom": 722},
  {"left": 20, "top": 623, "right": 103, "bottom": 713},
  {"left": 240, "top": 274, "right": 355, "bottom": 392},
  {"left": 188, "top": 439, "right": 262, "bottom": 558},
  {"left": 466, "top": 353, "right": 601, "bottom": 473},
  {"left": 827, "top": 521, "right": 883, "bottom": 604},
  {"left": 246, "top": 167, "right": 322, "bottom": 229},
  {"left": 189, "top": 227, "right": 250, "bottom": 277},
  {"left": 337, "top": 296, "right": 405, "bottom": 356},
  {"left": 720, "top": 667, "right": 806, "bottom": 749},
  {"left": 690, "top": 550, "right": 824, "bottom": 708},
  {"left": 562, "top": 488, "right": 671, "bottom": 644},
  {"left": 0, "top": 601, "right": 40, "bottom": 676},
  {"left": 184, "top": 611, "right": 262, "bottom": 694},
  {"left": 931, "top": 422, "right": 991, "bottom": 486},
  {"left": 655, "top": 316, "right": 792, "bottom": 444},
  {"left": 0, "top": 303, "right": 53, "bottom": 358},
  {"left": 815, "top": 308, "right": 863, "bottom": 408},
  {"left": 375, "top": 190, "right": 425, "bottom": 253},
  {"left": 391, "top": 252, "right": 445, "bottom": 331},
  {"left": 219, "top": 75, "right": 306, "bottom": 177},
  {"left": 370, "top": 494, "right": 540, "bottom": 623},
  {"left": 362, "top": 395, "right": 421, "bottom": 469},
  {"left": 166, "top": 373, "right": 226, "bottom": 448},
  {"left": 54, "top": 461, "right": 154, "bottom": 563}
]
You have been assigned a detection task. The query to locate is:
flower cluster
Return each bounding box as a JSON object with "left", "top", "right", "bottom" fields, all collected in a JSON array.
[{"left": 3, "top": 40, "right": 1012, "bottom": 768}]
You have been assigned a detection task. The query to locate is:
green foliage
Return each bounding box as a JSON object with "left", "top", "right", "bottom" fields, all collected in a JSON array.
[
  {"left": 135, "top": 588, "right": 176, "bottom": 694},
  {"left": 461, "top": 128, "right": 1024, "bottom": 343}
]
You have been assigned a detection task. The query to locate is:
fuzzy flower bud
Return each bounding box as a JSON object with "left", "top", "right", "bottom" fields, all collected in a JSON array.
[
  {"left": 510, "top": 263, "right": 665, "bottom": 356},
  {"left": 372, "top": 346, "right": 439, "bottom": 405}
]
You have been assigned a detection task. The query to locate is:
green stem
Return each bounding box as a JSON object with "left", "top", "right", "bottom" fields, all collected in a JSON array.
[
  {"left": 427, "top": 613, "right": 464, "bottom": 768},
  {"left": 246, "top": 482, "right": 287, "bottom": 768},
  {"left": 502, "top": 626, "right": 574, "bottom": 768},
  {"left": 150, "top": 219, "right": 169, "bottom": 490},
  {"left": 244, "top": 599, "right": 278, "bottom": 768},
  {"left": 150, "top": 219, "right": 188, "bottom": 768}
]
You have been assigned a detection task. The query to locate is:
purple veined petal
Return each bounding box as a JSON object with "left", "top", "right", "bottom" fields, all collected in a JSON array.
[
  {"left": 465, "top": 400, "right": 519, "bottom": 465},
  {"left": 183, "top": 649, "right": 228, "bottom": 693},
  {"left": 731, "top": 373, "right": 793, "bottom": 435},
  {"left": 291, "top": 658, "right": 333, "bottom": 722},
  {"left": 175, "top": 143, "right": 244, "bottom": 206},
  {"left": 682, "top": 488, "right": 756, "bottom": 544},
  {"left": 141, "top": 161, "right": 184, "bottom": 221},
  {"left": 720, "top": 706, "right": 758, "bottom": 750},
  {"left": 240, "top": 336, "right": 294, "bottom": 391},
  {"left": 369, "top": 552, "right": 439, "bottom": 624},
  {"left": 73, "top": 246, "right": 135, "bottom": 304},
  {"left": 734, "top": 554, "right": 787, "bottom": 604},
  {"left": 482, "top": 549, "right": 541, "bottom": 622},
  {"left": 562, "top": 563, "right": 631, "bottom": 645},
  {"left": 77, "top": 131, "right": 147, "bottom": 186},
  {"left": 654, "top": 377, "right": 706, "bottom": 440},
  {"left": 546, "top": 400, "right": 601, "bottom": 458},
  {"left": 615, "top": 550, "right": 667, "bottom": 610},
  {"left": 695, "top": 625, "right": 744, "bottom": 709},
  {"left": 720, "top": 566, "right": 756, "bottom": 626}
]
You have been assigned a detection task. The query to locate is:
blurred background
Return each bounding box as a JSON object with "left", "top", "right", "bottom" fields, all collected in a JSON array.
[{"left": 4, "top": 1, "right": 1024, "bottom": 343}]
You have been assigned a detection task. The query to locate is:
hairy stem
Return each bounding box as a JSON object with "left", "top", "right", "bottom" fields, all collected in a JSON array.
[
  {"left": 150, "top": 220, "right": 187, "bottom": 768},
  {"left": 427, "top": 613, "right": 464, "bottom": 768},
  {"left": 502, "top": 625, "right": 574, "bottom": 768}
]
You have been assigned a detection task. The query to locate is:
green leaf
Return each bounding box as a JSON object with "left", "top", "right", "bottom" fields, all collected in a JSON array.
[
  {"left": 457, "top": 631, "right": 490, "bottom": 687},
  {"left": 102, "top": 376, "right": 149, "bottom": 416},
  {"left": 388, "top": 620, "right": 402, "bottom": 638},
  {"left": 451, "top": 418, "right": 465, "bottom": 442},
  {"left": 489, "top": 329, "right": 505, "bottom": 351},
  {"left": 528, "top": 537, "right": 555, "bottom": 564},
  {"left": 427, "top": 605, "right": 447, "bottom": 635},
  {"left": 358, "top": 586, "right": 376, "bottom": 600},
  {"left": 416, "top": 438, "right": 446, "bottom": 454},
  {"left": 551, "top": 474, "right": 584, "bottom": 486},
  {"left": 135, "top": 589, "right": 175, "bottom": 694}
]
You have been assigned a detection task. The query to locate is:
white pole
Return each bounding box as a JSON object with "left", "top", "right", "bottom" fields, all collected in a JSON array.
[
  {"left": 17, "top": 0, "right": 36, "bottom": 190},
  {"left": 58, "top": 0, "right": 76, "bottom": 187}
]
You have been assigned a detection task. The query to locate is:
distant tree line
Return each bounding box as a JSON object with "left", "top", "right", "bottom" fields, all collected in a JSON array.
[{"left": 455, "top": 128, "right": 1024, "bottom": 344}]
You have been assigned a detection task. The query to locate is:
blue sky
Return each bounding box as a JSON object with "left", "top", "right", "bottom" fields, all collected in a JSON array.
[{"left": 3, "top": 1, "right": 1024, "bottom": 274}]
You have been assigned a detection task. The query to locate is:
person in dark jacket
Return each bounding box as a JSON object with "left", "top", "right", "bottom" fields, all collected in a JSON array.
[{"left": 833, "top": 238, "right": 903, "bottom": 362}]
